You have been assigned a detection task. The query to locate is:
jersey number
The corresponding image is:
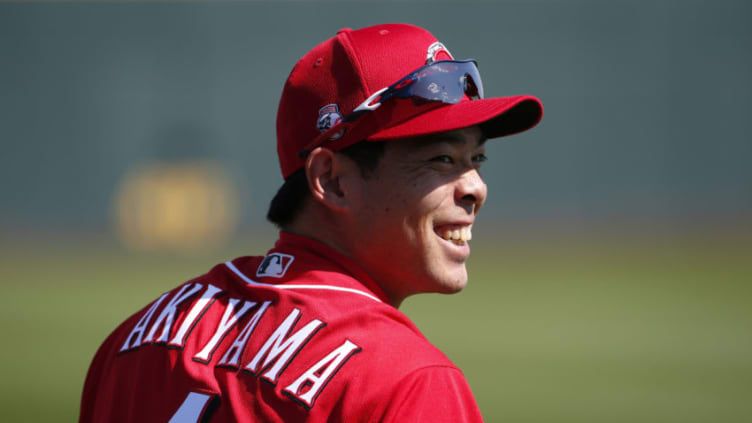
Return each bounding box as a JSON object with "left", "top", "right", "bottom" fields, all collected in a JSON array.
[{"left": 169, "top": 392, "right": 219, "bottom": 423}]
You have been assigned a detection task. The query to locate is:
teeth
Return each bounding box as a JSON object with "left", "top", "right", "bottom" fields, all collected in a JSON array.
[{"left": 439, "top": 226, "right": 472, "bottom": 243}]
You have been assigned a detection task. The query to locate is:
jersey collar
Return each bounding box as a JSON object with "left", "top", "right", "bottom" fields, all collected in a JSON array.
[{"left": 270, "top": 231, "right": 392, "bottom": 304}]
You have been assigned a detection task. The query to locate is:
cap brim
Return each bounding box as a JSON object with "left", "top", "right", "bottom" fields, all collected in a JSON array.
[{"left": 367, "top": 95, "right": 543, "bottom": 141}]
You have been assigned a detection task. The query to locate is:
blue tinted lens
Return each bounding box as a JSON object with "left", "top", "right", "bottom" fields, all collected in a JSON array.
[
  {"left": 397, "top": 60, "right": 483, "bottom": 104},
  {"left": 343, "top": 60, "right": 483, "bottom": 124}
]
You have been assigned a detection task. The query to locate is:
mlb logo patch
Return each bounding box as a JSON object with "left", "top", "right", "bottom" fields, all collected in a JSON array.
[{"left": 256, "top": 253, "right": 295, "bottom": 278}]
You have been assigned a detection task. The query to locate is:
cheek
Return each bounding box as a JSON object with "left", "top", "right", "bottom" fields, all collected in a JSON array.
[
  {"left": 399, "top": 188, "right": 438, "bottom": 228},
  {"left": 418, "top": 184, "right": 454, "bottom": 216},
  {"left": 355, "top": 185, "right": 409, "bottom": 237},
  {"left": 361, "top": 174, "right": 452, "bottom": 240}
]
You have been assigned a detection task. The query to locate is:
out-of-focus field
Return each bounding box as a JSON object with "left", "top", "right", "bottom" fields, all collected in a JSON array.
[{"left": 1, "top": 225, "right": 750, "bottom": 422}]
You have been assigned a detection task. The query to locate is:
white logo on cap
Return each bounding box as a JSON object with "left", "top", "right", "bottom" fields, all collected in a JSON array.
[
  {"left": 426, "top": 41, "right": 454, "bottom": 64},
  {"left": 317, "top": 104, "right": 345, "bottom": 140}
]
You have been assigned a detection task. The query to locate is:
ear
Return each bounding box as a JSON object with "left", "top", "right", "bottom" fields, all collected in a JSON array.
[{"left": 304, "top": 147, "right": 355, "bottom": 212}]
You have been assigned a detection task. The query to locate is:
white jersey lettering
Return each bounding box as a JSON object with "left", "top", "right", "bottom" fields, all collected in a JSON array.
[
  {"left": 217, "top": 300, "right": 272, "bottom": 368},
  {"left": 144, "top": 283, "right": 203, "bottom": 344},
  {"left": 119, "top": 292, "right": 169, "bottom": 352},
  {"left": 169, "top": 283, "right": 224, "bottom": 347},
  {"left": 245, "top": 308, "right": 325, "bottom": 384},
  {"left": 284, "top": 340, "right": 361, "bottom": 409},
  {"left": 193, "top": 299, "right": 255, "bottom": 363}
]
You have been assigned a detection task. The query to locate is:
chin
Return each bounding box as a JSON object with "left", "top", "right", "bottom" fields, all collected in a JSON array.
[
  {"left": 430, "top": 267, "right": 468, "bottom": 294},
  {"left": 444, "top": 279, "right": 468, "bottom": 294}
]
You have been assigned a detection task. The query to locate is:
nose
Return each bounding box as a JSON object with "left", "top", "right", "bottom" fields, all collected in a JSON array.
[{"left": 455, "top": 168, "right": 487, "bottom": 214}]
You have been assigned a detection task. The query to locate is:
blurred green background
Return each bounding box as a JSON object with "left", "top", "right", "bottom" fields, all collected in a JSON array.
[{"left": 1, "top": 1, "right": 750, "bottom": 422}]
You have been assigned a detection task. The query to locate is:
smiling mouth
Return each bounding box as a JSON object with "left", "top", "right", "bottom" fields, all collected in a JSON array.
[{"left": 436, "top": 225, "right": 472, "bottom": 245}]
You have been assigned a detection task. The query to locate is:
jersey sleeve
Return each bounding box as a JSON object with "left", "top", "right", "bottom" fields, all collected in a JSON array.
[{"left": 378, "top": 365, "right": 484, "bottom": 422}]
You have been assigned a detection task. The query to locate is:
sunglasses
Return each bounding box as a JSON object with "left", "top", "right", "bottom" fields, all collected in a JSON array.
[
  {"left": 301, "top": 59, "right": 484, "bottom": 156},
  {"left": 349, "top": 59, "right": 483, "bottom": 119}
]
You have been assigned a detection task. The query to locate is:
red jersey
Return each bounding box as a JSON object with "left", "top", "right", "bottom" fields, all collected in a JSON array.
[{"left": 80, "top": 232, "right": 483, "bottom": 422}]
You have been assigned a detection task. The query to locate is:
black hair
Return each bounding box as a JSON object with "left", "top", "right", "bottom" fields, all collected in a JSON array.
[{"left": 266, "top": 141, "right": 386, "bottom": 228}]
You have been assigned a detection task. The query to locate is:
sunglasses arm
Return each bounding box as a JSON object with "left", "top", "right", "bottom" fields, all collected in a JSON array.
[{"left": 351, "top": 87, "right": 390, "bottom": 114}]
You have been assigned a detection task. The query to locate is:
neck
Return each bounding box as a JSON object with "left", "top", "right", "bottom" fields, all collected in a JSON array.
[
  {"left": 282, "top": 205, "right": 405, "bottom": 308},
  {"left": 283, "top": 203, "right": 350, "bottom": 265}
]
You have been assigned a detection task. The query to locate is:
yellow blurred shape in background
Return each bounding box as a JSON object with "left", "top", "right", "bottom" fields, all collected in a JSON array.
[{"left": 114, "top": 161, "right": 239, "bottom": 253}]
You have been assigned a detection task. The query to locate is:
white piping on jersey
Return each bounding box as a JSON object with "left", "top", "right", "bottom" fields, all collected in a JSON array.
[{"left": 224, "top": 261, "right": 383, "bottom": 303}]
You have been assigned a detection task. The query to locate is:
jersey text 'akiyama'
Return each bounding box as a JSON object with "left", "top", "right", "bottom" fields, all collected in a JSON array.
[{"left": 119, "top": 282, "right": 361, "bottom": 409}]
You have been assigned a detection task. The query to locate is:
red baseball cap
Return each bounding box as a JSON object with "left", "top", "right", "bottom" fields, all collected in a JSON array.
[{"left": 276, "top": 23, "right": 543, "bottom": 179}]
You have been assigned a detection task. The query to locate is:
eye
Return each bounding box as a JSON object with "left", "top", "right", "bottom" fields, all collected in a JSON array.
[
  {"left": 430, "top": 155, "right": 453, "bottom": 164},
  {"left": 472, "top": 153, "right": 488, "bottom": 164}
]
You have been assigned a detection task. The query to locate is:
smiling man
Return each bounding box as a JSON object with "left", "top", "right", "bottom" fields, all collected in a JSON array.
[
  {"left": 294, "top": 126, "right": 489, "bottom": 307},
  {"left": 81, "top": 24, "right": 542, "bottom": 422}
]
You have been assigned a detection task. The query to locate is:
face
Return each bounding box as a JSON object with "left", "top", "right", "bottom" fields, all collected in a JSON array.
[{"left": 342, "top": 126, "right": 488, "bottom": 306}]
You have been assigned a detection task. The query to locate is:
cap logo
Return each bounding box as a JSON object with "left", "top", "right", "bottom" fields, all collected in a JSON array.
[
  {"left": 426, "top": 41, "right": 454, "bottom": 64},
  {"left": 256, "top": 253, "right": 294, "bottom": 278},
  {"left": 317, "top": 104, "right": 345, "bottom": 140}
]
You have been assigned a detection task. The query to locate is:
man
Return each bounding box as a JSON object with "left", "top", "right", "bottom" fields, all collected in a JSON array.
[{"left": 80, "top": 23, "right": 542, "bottom": 422}]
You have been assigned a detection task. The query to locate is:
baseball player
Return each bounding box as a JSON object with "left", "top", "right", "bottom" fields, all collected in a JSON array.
[{"left": 80, "top": 23, "right": 542, "bottom": 422}]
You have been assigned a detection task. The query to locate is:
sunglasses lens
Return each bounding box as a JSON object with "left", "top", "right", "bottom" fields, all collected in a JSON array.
[
  {"left": 464, "top": 74, "right": 483, "bottom": 100},
  {"left": 405, "top": 61, "right": 483, "bottom": 104}
]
